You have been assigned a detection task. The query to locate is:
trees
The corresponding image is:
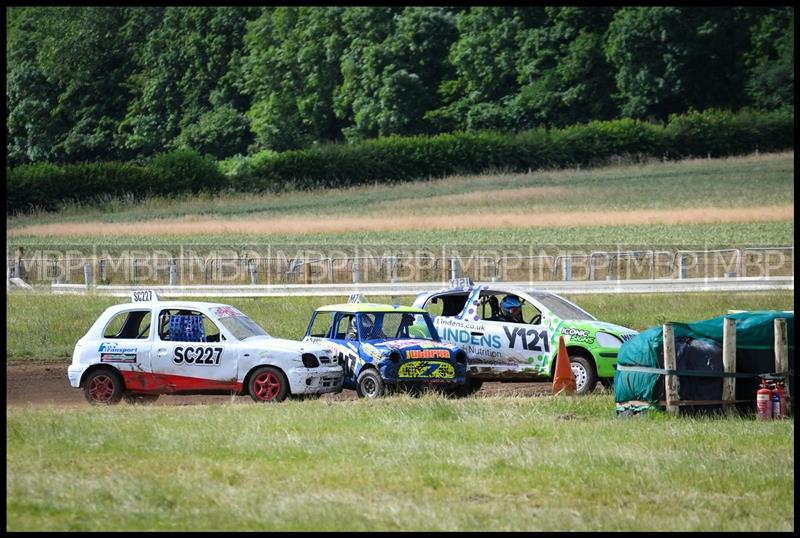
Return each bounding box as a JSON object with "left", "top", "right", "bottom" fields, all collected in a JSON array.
[
  {"left": 604, "top": 7, "right": 759, "bottom": 120},
  {"left": 744, "top": 7, "right": 794, "bottom": 110},
  {"left": 119, "top": 7, "right": 258, "bottom": 159},
  {"left": 5, "top": 6, "right": 794, "bottom": 166}
]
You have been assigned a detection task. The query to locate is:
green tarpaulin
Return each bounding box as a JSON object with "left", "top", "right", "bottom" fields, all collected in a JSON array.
[{"left": 614, "top": 310, "right": 794, "bottom": 414}]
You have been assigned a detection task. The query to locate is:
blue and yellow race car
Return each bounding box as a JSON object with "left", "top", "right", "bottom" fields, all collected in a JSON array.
[{"left": 302, "top": 301, "right": 468, "bottom": 398}]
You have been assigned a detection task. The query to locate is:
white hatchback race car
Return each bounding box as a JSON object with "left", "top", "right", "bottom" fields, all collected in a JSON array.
[
  {"left": 67, "top": 290, "right": 343, "bottom": 404},
  {"left": 412, "top": 279, "right": 638, "bottom": 395}
]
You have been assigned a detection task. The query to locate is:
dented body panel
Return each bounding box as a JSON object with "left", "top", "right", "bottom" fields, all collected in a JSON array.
[
  {"left": 412, "top": 282, "right": 638, "bottom": 386},
  {"left": 303, "top": 303, "right": 468, "bottom": 393},
  {"left": 68, "top": 295, "right": 343, "bottom": 400}
]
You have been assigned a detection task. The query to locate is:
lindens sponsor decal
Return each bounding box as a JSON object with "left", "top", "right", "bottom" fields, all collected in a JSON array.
[
  {"left": 406, "top": 349, "right": 451, "bottom": 360},
  {"left": 398, "top": 361, "right": 455, "bottom": 379},
  {"left": 98, "top": 342, "right": 138, "bottom": 354},
  {"left": 439, "top": 327, "right": 502, "bottom": 348},
  {"left": 436, "top": 318, "right": 485, "bottom": 331}
]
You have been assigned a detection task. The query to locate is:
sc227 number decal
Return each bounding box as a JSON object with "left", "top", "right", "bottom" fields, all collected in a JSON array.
[{"left": 173, "top": 346, "right": 223, "bottom": 365}]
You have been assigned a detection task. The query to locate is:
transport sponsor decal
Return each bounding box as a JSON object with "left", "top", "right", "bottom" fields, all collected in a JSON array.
[{"left": 98, "top": 342, "right": 138, "bottom": 354}]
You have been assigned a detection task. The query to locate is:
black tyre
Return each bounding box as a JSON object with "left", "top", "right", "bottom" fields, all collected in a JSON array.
[
  {"left": 447, "top": 378, "right": 483, "bottom": 398},
  {"left": 356, "top": 369, "right": 385, "bottom": 399},
  {"left": 570, "top": 355, "right": 598, "bottom": 395},
  {"left": 83, "top": 368, "right": 124, "bottom": 405},
  {"left": 600, "top": 378, "right": 614, "bottom": 392},
  {"left": 123, "top": 393, "right": 160, "bottom": 405},
  {"left": 248, "top": 366, "right": 289, "bottom": 402},
  {"left": 467, "top": 379, "right": 483, "bottom": 394}
]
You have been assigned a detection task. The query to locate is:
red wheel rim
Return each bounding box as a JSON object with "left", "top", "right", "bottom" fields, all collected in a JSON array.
[
  {"left": 88, "top": 374, "right": 115, "bottom": 403},
  {"left": 253, "top": 371, "right": 281, "bottom": 401}
]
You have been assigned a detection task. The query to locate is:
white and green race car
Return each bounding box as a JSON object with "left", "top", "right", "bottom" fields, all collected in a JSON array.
[{"left": 411, "top": 279, "right": 638, "bottom": 395}]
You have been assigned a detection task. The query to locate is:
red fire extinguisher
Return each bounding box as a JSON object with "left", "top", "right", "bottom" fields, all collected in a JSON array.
[
  {"left": 756, "top": 379, "right": 773, "bottom": 420},
  {"left": 771, "top": 380, "right": 787, "bottom": 420}
]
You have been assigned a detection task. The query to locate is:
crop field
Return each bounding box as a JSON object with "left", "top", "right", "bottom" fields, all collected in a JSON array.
[{"left": 6, "top": 152, "right": 794, "bottom": 248}]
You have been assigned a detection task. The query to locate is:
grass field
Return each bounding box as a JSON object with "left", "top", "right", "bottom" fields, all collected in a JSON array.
[
  {"left": 6, "top": 291, "right": 793, "bottom": 361},
  {"left": 6, "top": 396, "right": 794, "bottom": 531},
  {"left": 5, "top": 151, "right": 794, "bottom": 532}
]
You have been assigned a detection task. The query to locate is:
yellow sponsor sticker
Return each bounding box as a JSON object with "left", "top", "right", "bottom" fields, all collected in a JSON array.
[
  {"left": 398, "top": 361, "right": 455, "bottom": 379},
  {"left": 406, "top": 349, "right": 451, "bottom": 359}
]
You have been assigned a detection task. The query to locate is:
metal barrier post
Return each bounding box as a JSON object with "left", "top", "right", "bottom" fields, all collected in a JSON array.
[
  {"left": 450, "top": 258, "right": 461, "bottom": 280},
  {"left": 84, "top": 263, "right": 93, "bottom": 288},
  {"left": 249, "top": 261, "right": 258, "bottom": 285},
  {"left": 99, "top": 258, "right": 107, "bottom": 283},
  {"left": 352, "top": 261, "right": 361, "bottom": 284},
  {"left": 562, "top": 257, "right": 572, "bottom": 281},
  {"left": 169, "top": 260, "right": 178, "bottom": 286}
]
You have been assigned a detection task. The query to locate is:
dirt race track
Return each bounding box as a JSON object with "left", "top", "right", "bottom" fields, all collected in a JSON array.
[{"left": 6, "top": 361, "right": 561, "bottom": 407}]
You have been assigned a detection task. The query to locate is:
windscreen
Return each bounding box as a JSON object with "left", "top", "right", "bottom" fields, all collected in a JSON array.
[
  {"left": 528, "top": 292, "right": 596, "bottom": 320},
  {"left": 212, "top": 306, "right": 269, "bottom": 340},
  {"left": 359, "top": 312, "right": 438, "bottom": 342}
]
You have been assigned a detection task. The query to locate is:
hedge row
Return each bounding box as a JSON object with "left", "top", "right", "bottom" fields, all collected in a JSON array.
[
  {"left": 7, "top": 149, "right": 225, "bottom": 214},
  {"left": 7, "top": 108, "right": 794, "bottom": 214},
  {"left": 237, "top": 108, "right": 793, "bottom": 191}
]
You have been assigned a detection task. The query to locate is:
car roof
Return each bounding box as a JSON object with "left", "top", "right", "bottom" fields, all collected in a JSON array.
[
  {"left": 422, "top": 283, "right": 554, "bottom": 298},
  {"left": 315, "top": 303, "right": 426, "bottom": 314},
  {"left": 109, "top": 300, "right": 232, "bottom": 312}
]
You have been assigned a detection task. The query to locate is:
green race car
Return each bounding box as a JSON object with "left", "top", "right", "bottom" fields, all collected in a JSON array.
[{"left": 412, "top": 279, "right": 638, "bottom": 395}]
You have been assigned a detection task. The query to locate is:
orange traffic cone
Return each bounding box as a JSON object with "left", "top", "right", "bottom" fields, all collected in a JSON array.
[{"left": 552, "top": 335, "right": 577, "bottom": 395}]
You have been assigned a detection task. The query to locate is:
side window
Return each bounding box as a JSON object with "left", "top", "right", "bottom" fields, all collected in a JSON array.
[
  {"left": 103, "top": 310, "right": 152, "bottom": 339},
  {"left": 308, "top": 312, "right": 334, "bottom": 337},
  {"left": 158, "top": 309, "right": 221, "bottom": 342},
  {"left": 424, "top": 294, "right": 469, "bottom": 317},
  {"left": 425, "top": 297, "right": 445, "bottom": 317},
  {"left": 521, "top": 301, "right": 542, "bottom": 325},
  {"left": 336, "top": 314, "right": 355, "bottom": 340},
  {"left": 478, "top": 292, "right": 501, "bottom": 321}
]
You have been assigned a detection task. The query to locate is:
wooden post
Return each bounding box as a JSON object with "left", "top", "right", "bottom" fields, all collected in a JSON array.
[
  {"left": 774, "top": 318, "right": 790, "bottom": 414},
  {"left": 722, "top": 317, "right": 737, "bottom": 417},
  {"left": 663, "top": 323, "right": 680, "bottom": 415},
  {"left": 303, "top": 261, "right": 311, "bottom": 284}
]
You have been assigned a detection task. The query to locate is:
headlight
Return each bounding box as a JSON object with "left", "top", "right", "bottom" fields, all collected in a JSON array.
[
  {"left": 596, "top": 332, "right": 624, "bottom": 349},
  {"left": 302, "top": 353, "right": 319, "bottom": 368}
]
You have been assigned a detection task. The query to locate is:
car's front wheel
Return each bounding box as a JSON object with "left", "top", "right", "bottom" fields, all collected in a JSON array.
[
  {"left": 356, "top": 369, "right": 385, "bottom": 399},
  {"left": 83, "top": 368, "right": 124, "bottom": 405},
  {"left": 248, "top": 366, "right": 289, "bottom": 402},
  {"left": 570, "top": 355, "right": 598, "bottom": 395}
]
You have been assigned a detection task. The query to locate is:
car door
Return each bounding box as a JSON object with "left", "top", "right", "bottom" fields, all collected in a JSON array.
[
  {"left": 476, "top": 290, "right": 552, "bottom": 373},
  {"left": 149, "top": 307, "right": 238, "bottom": 391},
  {"left": 97, "top": 307, "right": 154, "bottom": 374},
  {"left": 306, "top": 311, "right": 361, "bottom": 388}
]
